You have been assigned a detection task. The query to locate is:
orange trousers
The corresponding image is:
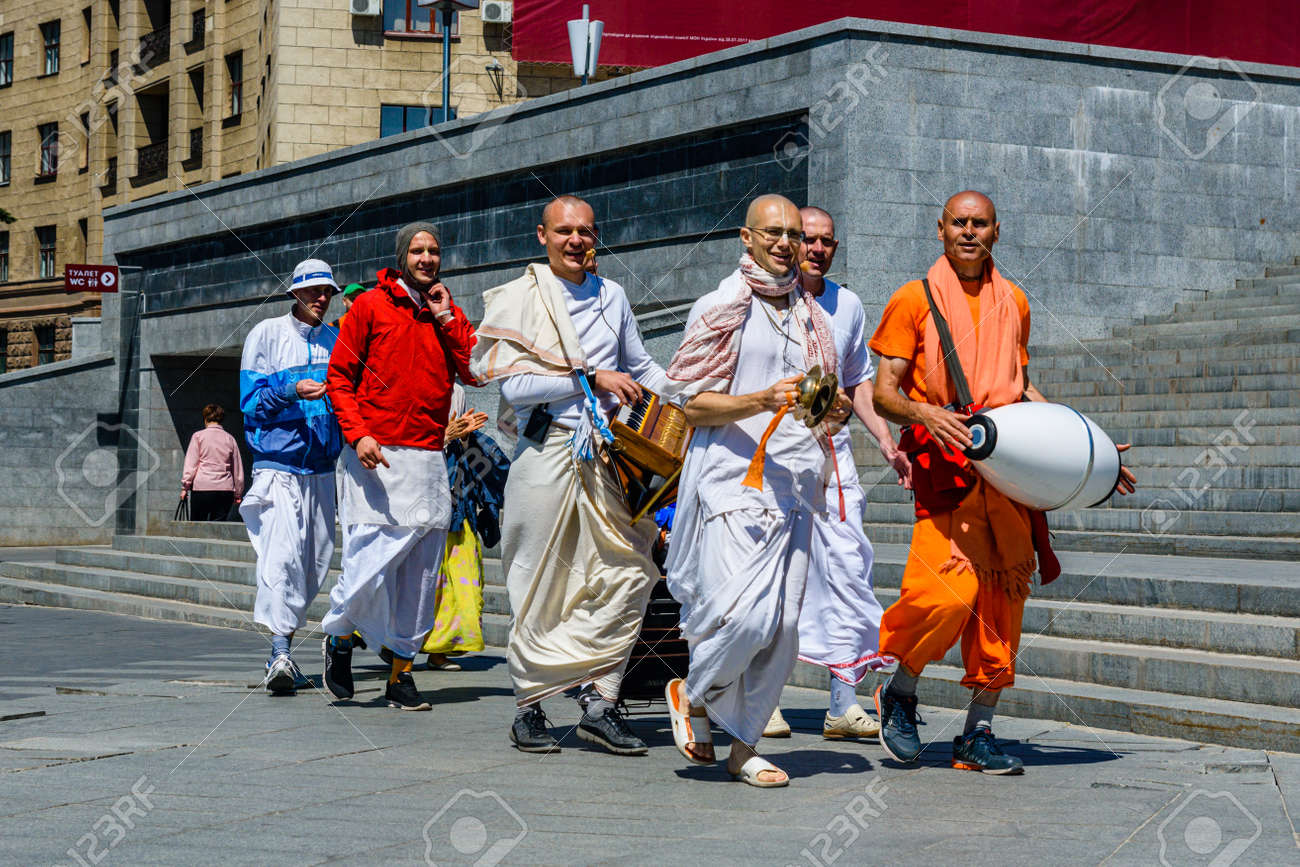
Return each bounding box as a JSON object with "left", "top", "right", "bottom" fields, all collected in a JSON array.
[{"left": 879, "top": 517, "right": 1025, "bottom": 691}]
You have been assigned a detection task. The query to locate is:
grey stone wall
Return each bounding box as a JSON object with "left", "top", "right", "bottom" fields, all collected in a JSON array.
[{"left": 5, "top": 16, "right": 1299, "bottom": 544}]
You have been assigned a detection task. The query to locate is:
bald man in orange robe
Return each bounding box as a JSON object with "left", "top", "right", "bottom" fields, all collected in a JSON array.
[{"left": 869, "top": 191, "right": 1136, "bottom": 775}]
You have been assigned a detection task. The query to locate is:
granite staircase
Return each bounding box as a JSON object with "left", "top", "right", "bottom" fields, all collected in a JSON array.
[{"left": 3, "top": 260, "right": 1299, "bottom": 752}]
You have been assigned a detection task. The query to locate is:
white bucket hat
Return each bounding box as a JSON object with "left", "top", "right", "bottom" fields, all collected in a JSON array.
[{"left": 287, "top": 258, "right": 340, "bottom": 296}]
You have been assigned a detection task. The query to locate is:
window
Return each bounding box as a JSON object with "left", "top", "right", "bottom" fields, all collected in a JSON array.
[
  {"left": 191, "top": 8, "right": 205, "bottom": 44},
  {"left": 0, "top": 330, "right": 7, "bottom": 373},
  {"left": 41, "top": 20, "right": 61, "bottom": 76},
  {"left": 82, "top": 8, "right": 92, "bottom": 64},
  {"left": 38, "top": 123, "right": 58, "bottom": 177},
  {"left": 0, "top": 131, "right": 9, "bottom": 185},
  {"left": 225, "top": 52, "right": 242, "bottom": 117},
  {"left": 383, "top": 0, "right": 458, "bottom": 35},
  {"left": 0, "top": 232, "right": 8, "bottom": 282},
  {"left": 79, "top": 113, "right": 90, "bottom": 171},
  {"left": 35, "top": 325, "right": 55, "bottom": 365},
  {"left": 380, "top": 104, "right": 455, "bottom": 137},
  {"left": 37, "top": 225, "right": 56, "bottom": 279},
  {"left": 0, "top": 33, "right": 12, "bottom": 87}
]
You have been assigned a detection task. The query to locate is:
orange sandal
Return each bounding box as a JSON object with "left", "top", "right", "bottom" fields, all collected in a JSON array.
[{"left": 666, "top": 678, "right": 714, "bottom": 765}]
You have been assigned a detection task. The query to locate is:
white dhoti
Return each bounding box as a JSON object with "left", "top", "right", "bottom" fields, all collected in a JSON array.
[
  {"left": 503, "top": 427, "right": 660, "bottom": 706},
  {"left": 798, "top": 482, "right": 888, "bottom": 684},
  {"left": 669, "top": 507, "right": 813, "bottom": 747},
  {"left": 241, "top": 469, "right": 336, "bottom": 636},
  {"left": 322, "top": 445, "right": 450, "bottom": 658}
]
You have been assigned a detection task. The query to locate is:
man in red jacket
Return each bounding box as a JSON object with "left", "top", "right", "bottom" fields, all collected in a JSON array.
[{"left": 323, "top": 221, "right": 477, "bottom": 710}]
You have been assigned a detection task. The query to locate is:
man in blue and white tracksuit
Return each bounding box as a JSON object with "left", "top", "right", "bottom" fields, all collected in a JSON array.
[{"left": 239, "top": 258, "right": 344, "bottom": 694}]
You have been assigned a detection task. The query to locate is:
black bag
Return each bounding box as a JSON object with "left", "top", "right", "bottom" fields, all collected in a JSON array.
[{"left": 174, "top": 495, "right": 190, "bottom": 522}]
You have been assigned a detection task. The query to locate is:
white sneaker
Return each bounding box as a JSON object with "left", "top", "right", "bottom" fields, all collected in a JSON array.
[
  {"left": 763, "top": 706, "right": 792, "bottom": 738},
  {"left": 823, "top": 704, "right": 881, "bottom": 740},
  {"left": 265, "top": 653, "right": 296, "bottom": 694}
]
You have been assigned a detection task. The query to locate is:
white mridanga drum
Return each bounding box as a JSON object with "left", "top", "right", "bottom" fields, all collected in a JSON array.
[{"left": 962, "top": 402, "right": 1123, "bottom": 511}]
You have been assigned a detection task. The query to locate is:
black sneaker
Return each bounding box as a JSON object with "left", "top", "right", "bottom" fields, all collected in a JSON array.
[
  {"left": 577, "top": 705, "right": 649, "bottom": 756},
  {"left": 874, "top": 684, "right": 922, "bottom": 763},
  {"left": 322, "top": 636, "right": 354, "bottom": 700},
  {"left": 379, "top": 646, "right": 393, "bottom": 664},
  {"left": 350, "top": 631, "right": 367, "bottom": 650},
  {"left": 510, "top": 705, "right": 560, "bottom": 754},
  {"left": 385, "top": 673, "right": 432, "bottom": 711},
  {"left": 952, "top": 727, "right": 1024, "bottom": 775}
]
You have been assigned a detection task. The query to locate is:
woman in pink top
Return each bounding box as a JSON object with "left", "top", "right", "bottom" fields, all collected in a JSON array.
[{"left": 181, "top": 404, "right": 245, "bottom": 521}]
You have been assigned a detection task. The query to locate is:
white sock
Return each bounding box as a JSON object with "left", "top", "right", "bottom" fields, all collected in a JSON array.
[{"left": 828, "top": 676, "right": 859, "bottom": 717}]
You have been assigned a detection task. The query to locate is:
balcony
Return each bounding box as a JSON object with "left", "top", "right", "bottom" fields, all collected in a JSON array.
[
  {"left": 139, "top": 28, "right": 170, "bottom": 65},
  {"left": 135, "top": 141, "right": 167, "bottom": 182}
]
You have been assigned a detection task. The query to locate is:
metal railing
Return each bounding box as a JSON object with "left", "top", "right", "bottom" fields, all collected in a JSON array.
[{"left": 135, "top": 142, "right": 166, "bottom": 180}]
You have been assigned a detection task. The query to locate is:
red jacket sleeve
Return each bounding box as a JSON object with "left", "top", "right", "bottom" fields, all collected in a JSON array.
[
  {"left": 438, "top": 301, "right": 479, "bottom": 386},
  {"left": 327, "top": 301, "right": 372, "bottom": 446}
]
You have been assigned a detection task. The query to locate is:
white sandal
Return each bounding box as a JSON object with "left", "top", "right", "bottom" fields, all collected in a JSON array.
[
  {"left": 665, "top": 678, "right": 713, "bottom": 765},
  {"left": 730, "top": 755, "right": 789, "bottom": 788}
]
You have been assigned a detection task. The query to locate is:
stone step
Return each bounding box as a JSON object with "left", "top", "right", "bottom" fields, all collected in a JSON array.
[
  {"left": 1264, "top": 264, "right": 1300, "bottom": 278},
  {"left": 862, "top": 500, "right": 1299, "bottom": 536},
  {"left": 58, "top": 546, "right": 259, "bottom": 585},
  {"left": 1031, "top": 326, "right": 1300, "bottom": 356},
  {"left": 1172, "top": 295, "right": 1300, "bottom": 316},
  {"left": 1234, "top": 275, "right": 1300, "bottom": 289},
  {"left": 858, "top": 482, "right": 1300, "bottom": 513},
  {"left": 1030, "top": 356, "right": 1300, "bottom": 385},
  {"left": 1030, "top": 341, "right": 1300, "bottom": 369},
  {"left": 1151, "top": 301, "right": 1300, "bottom": 324},
  {"left": 866, "top": 588, "right": 1299, "bottom": 659},
  {"left": 114, "top": 533, "right": 345, "bottom": 569},
  {"left": 1047, "top": 374, "right": 1298, "bottom": 399},
  {"left": 0, "top": 561, "right": 336, "bottom": 617},
  {"left": 1064, "top": 390, "right": 1291, "bottom": 412},
  {"left": 785, "top": 660, "right": 1300, "bottom": 753},
  {"left": 863, "top": 522, "right": 1300, "bottom": 559}
]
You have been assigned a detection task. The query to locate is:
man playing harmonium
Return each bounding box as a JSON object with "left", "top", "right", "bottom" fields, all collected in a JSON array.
[
  {"left": 663, "top": 194, "right": 852, "bottom": 788},
  {"left": 470, "top": 195, "right": 671, "bottom": 756}
]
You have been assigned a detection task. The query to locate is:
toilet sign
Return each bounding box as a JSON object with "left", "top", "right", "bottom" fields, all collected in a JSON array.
[{"left": 65, "top": 264, "right": 120, "bottom": 293}]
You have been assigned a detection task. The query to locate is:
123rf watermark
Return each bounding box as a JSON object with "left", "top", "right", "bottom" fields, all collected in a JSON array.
[
  {"left": 1141, "top": 409, "right": 1256, "bottom": 536},
  {"left": 1155, "top": 56, "right": 1260, "bottom": 160},
  {"left": 1157, "top": 790, "right": 1261, "bottom": 866},
  {"left": 55, "top": 421, "right": 161, "bottom": 528},
  {"left": 55, "top": 776, "right": 157, "bottom": 867},
  {"left": 774, "top": 45, "right": 889, "bottom": 171},
  {"left": 423, "top": 789, "right": 527, "bottom": 866},
  {"left": 787, "top": 777, "right": 888, "bottom": 867}
]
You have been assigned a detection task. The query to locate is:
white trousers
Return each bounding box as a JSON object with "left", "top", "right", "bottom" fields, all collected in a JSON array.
[
  {"left": 241, "top": 469, "right": 336, "bottom": 637},
  {"left": 798, "top": 484, "right": 886, "bottom": 684},
  {"left": 680, "top": 508, "right": 813, "bottom": 748},
  {"left": 321, "top": 523, "right": 448, "bottom": 659}
]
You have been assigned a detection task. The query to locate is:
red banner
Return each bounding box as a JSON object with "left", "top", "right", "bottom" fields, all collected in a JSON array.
[{"left": 513, "top": 1, "right": 1300, "bottom": 70}]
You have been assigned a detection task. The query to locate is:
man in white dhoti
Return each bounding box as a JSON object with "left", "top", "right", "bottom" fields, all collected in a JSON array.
[
  {"left": 663, "top": 195, "right": 851, "bottom": 788},
  {"left": 765, "top": 207, "right": 912, "bottom": 740},
  {"left": 239, "top": 258, "right": 344, "bottom": 695},
  {"left": 322, "top": 222, "right": 478, "bottom": 710},
  {"left": 470, "top": 195, "right": 670, "bottom": 755}
]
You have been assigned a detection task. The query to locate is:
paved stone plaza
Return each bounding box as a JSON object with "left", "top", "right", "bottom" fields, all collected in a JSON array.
[{"left": 2, "top": 605, "right": 1296, "bottom": 866}]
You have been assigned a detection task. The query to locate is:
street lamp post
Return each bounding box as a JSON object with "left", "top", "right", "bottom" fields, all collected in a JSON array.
[{"left": 416, "top": 0, "right": 480, "bottom": 123}]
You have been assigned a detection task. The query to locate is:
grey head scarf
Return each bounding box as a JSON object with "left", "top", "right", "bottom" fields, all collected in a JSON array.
[{"left": 395, "top": 222, "right": 441, "bottom": 288}]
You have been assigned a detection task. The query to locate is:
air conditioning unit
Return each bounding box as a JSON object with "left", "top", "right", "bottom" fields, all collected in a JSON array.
[
  {"left": 482, "top": 1, "right": 512, "bottom": 24},
  {"left": 350, "top": 0, "right": 382, "bottom": 16}
]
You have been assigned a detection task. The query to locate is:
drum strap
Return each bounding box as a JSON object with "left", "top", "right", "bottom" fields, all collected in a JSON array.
[{"left": 921, "top": 278, "right": 975, "bottom": 411}]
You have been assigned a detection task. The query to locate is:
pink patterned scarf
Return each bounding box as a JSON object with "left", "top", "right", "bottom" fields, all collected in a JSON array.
[{"left": 666, "top": 254, "right": 836, "bottom": 399}]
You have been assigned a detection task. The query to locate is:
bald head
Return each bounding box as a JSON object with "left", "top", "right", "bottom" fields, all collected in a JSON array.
[
  {"left": 941, "top": 190, "right": 996, "bottom": 224},
  {"left": 938, "top": 190, "right": 999, "bottom": 279},
  {"left": 742, "top": 194, "right": 802, "bottom": 276},
  {"left": 799, "top": 206, "right": 834, "bottom": 235},
  {"left": 541, "top": 195, "right": 594, "bottom": 230}
]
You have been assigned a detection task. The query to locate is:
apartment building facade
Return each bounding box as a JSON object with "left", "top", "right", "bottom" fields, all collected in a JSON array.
[{"left": 0, "top": 0, "right": 596, "bottom": 373}]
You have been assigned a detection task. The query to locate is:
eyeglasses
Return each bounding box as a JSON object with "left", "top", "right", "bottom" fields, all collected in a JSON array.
[{"left": 746, "top": 226, "right": 804, "bottom": 244}]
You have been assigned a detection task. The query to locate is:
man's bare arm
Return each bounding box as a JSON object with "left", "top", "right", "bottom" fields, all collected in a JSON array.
[
  {"left": 872, "top": 356, "right": 973, "bottom": 452},
  {"left": 849, "top": 379, "right": 911, "bottom": 487},
  {"left": 683, "top": 375, "right": 800, "bottom": 428}
]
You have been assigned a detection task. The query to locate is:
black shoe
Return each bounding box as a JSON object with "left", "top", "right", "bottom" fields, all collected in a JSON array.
[
  {"left": 952, "top": 727, "right": 1024, "bottom": 775},
  {"left": 874, "top": 684, "right": 922, "bottom": 763},
  {"left": 577, "top": 706, "right": 649, "bottom": 756},
  {"left": 350, "top": 631, "right": 367, "bottom": 650},
  {"left": 385, "top": 673, "right": 432, "bottom": 711},
  {"left": 379, "top": 646, "right": 393, "bottom": 664},
  {"left": 510, "top": 705, "right": 560, "bottom": 753},
  {"left": 322, "top": 636, "right": 354, "bottom": 700}
]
